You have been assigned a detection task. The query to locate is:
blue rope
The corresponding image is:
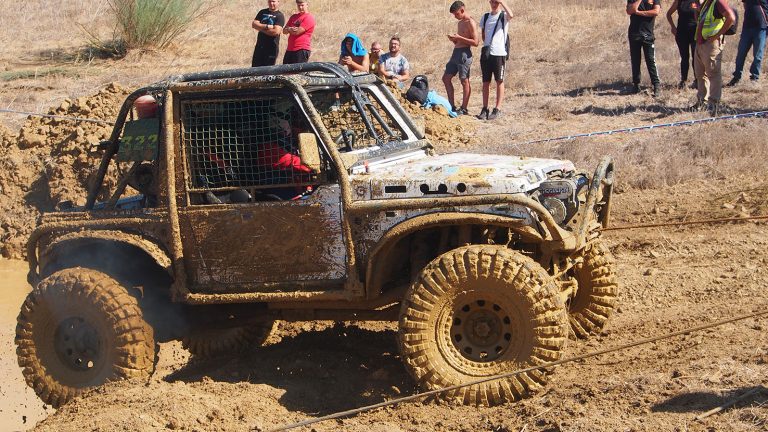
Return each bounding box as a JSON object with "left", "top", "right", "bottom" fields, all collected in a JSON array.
[{"left": 518, "top": 110, "right": 768, "bottom": 146}]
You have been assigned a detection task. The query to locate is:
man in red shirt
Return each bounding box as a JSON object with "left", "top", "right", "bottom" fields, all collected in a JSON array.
[{"left": 282, "top": 0, "right": 316, "bottom": 64}]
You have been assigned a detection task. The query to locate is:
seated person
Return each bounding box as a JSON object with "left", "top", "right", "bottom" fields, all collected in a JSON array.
[
  {"left": 378, "top": 36, "right": 411, "bottom": 84},
  {"left": 338, "top": 33, "right": 370, "bottom": 73},
  {"left": 369, "top": 41, "right": 383, "bottom": 75}
]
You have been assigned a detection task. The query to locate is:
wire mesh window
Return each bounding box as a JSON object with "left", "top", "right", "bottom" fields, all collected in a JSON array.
[
  {"left": 182, "top": 97, "right": 315, "bottom": 191},
  {"left": 308, "top": 89, "right": 405, "bottom": 151}
]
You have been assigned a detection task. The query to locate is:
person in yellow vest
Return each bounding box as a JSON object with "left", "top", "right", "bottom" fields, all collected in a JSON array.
[{"left": 693, "top": 0, "right": 736, "bottom": 114}]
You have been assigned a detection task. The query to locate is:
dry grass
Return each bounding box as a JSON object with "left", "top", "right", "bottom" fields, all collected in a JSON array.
[{"left": 0, "top": 0, "right": 766, "bottom": 190}]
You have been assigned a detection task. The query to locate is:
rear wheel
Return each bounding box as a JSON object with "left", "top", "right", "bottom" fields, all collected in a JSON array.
[
  {"left": 15, "top": 268, "right": 155, "bottom": 407},
  {"left": 568, "top": 239, "right": 619, "bottom": 338},
  {"left": 182, "top": 322, "right": 275, "bottom": 358},
  {"left": 398, "top": 245, "right": 569, "bottom": 406}
]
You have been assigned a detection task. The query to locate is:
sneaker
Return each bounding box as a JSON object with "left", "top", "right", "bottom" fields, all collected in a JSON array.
[
  {"left": 750, "top": 76, "right": 759, "bottom": 82},
  {"left": 458, "top": 107, "right": 469, "bottom": 116},
  {"left": 653, "top": 85, "right": 661, "bottom": 98},
  {"left": 726, "top": 77, "right": 740, "bottom": 87},
  {"left": 476, "top": 107, "right": 489, "bottom": 120},
  {"left": 689, "top": 79, "right": 698, "bottom": 89},
  {"left": 677, "top": 80, "right": 687, "bottom": 89},
  {"left": 487, "top": 108, "right": 501, "bottom": 120},
  {"left": 631, "top": 83, "right": 641, "bottom": 94},
  {"left": 709, "top": 102, "right": 720, "bottom": 116}
]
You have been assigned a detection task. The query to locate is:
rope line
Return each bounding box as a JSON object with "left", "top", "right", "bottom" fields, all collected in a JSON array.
[
  {"left": 604, "top": 214, "right": 768, "bottom": 232},
  {"left": 265, "top": 307, "right": 768, "bottom": 432},
  {"left": 0, "top": 108, "right": 115, "bottom": 125},
  {"left": 518, "top": 110, "right": 768, "bottom": 146}
]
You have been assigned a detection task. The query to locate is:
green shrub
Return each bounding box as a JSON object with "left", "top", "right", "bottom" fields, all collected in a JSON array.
[{"left": 108, "top": 0, "right": 215, "bottom": 51}]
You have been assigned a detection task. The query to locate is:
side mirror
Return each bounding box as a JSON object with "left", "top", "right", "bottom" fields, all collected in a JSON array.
[{"left": 297, "top": 133, "right": 322, "bottom": 173}]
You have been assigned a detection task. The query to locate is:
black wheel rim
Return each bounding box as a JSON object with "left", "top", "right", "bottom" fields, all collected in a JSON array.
[{"left": 54, "top": 317, "right": 102, "bottom": 372}]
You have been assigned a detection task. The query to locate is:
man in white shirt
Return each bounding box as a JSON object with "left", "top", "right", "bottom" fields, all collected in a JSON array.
[{"left": 477, "top": 0, "right": 512, "bottom": 120}]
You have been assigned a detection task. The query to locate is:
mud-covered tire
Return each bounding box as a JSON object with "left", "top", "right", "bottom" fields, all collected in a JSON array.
[
  {"left": 182, "top": 322, "right": 275, "bottom": 358},
  {"left": 15, "top": 268, "right": 155, "bottom": 408},
  {"left": 568, "top": 239, "right": 619, "bottom": 338},
  {"left": 398, "top": 245, "right": 569, "bottom": 406}
]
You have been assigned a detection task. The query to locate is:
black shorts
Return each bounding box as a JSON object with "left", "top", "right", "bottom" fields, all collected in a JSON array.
[
  {"left": 480, "top": 54, "right": 506, "bottom": 83},
  {"left": 283, "top": 49, "right": 311, "bottom": 65},
  {"left": 252, "top": 45, "right": 278, "bottom": 67}
]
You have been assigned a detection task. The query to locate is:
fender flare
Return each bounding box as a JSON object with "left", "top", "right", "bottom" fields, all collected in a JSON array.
[
  {"left": 36, "top": 230, "right": 173, "bottom": 282},
  {"left": 364, "top": 212, "right": 541, "bottom": 299}
]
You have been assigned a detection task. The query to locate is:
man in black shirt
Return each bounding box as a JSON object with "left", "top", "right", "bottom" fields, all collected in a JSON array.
[
  {"left": 627, "top": 0, "right": 662, "bottom": 96},
  {"left": 251, "top": 0, "right": 286, "bottom": 67}
]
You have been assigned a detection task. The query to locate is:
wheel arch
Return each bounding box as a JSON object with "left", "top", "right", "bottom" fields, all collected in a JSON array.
[
  {"left": 364, "top": 212, "right": 544, "bottom": 300},
  {"left": 36, "top": 230, "right": 174, "bottom": 288}
]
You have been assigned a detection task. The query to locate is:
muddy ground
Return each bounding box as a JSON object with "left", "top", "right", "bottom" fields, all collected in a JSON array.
[{"left": 0, "top": 177, "right": 765, "bottom": 431}]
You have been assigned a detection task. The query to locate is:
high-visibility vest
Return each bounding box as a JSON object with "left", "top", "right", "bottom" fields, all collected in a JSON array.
[{"left": 697, "top": 0, "right": 725, "bottom": 39}]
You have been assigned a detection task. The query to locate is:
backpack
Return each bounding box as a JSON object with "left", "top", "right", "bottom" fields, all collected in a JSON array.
[
  {"left": 405, "top": 75, "right": 429, "bottom": 105},
  {"left": 481, "top": 12, "right": 511, "bottom": 60}
]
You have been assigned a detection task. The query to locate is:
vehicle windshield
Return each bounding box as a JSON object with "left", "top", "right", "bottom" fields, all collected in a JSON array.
[{"left": 308, "top": 87, "right": 409, "bottom": 152}]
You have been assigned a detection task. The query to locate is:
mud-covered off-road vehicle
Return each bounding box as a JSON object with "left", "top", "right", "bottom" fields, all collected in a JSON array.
[{"left": 17, "top": 62, "right": 617, "bottom": 407}]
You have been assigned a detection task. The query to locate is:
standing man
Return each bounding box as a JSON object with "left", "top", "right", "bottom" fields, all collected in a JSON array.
[
  {"left": 443, "top": 1, "right": 480, "bottom": 116},
  {"left": 694, "top": 0, "right": 736, "bottom": 113},
  {"left": 378, "top": 37, "right": 411, "bottom": 84},
  {"left": 370, "top": 41, "right": 383, "bottom": 75},
  {"left": 728, "top": 0, "right": 768, "bottom": 85},
  {"left": 627, "top": 0, "right": 663, "bottom": 97},
  {"left": 282, "top": 0, "right": 316, "bottom": 64},
  {"left": 251, "top": 0, "right": 285, "bottom": 67},
  {"left": 477, "top": 0, "right": 512, "bottom": 120}
]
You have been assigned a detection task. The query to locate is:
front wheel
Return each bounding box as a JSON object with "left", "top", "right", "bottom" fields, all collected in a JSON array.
[
  {"left": 15, "top": 268, "right": 156, "bottom": 407},
  {"left": 568, "top": 239, "right": 619, "bottom": 338},
  {"left": 398, "top": 245, "right": 569, "bottom": 406}
]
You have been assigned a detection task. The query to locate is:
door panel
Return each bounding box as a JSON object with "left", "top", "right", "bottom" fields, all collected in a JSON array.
[{"left": 179, "top": 185, "right": 346, "bottom": 292}]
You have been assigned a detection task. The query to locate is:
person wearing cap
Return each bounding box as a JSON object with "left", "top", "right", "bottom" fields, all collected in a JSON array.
[
  {"left": 283, "top": 0, "right": 316, "bottom": 64},
  {"left": 339, "top": 33, "right": 370, "bottom": 73},
  {"left": 251, "top": 0, "right": 285, "bottom": 67}
]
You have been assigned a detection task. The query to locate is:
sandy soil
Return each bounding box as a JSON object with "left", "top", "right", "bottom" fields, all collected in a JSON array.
[{"left": 0, "top": 179, "right": 759, "bottom": 431}]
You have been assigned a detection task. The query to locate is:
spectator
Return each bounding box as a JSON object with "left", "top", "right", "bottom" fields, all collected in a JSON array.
[
  {"left": 370, "top": 41, "right": 383, "bottom": 75},
  {"left": 667, "top": 0, "right": 701, "bottom": 88},
  {"left": 443, "top": 1, "right": 480, "bottom": 116},
  {"left": 627, "top": 0, "right": 662, "bottom": 97},
  {"left": 477, "top": 0, "right": 512, "bottom": 120},
  {"left": 693, "top": 0, "right": 736, "bottom": 114},
  {"left": 283, "top": 0, "right": 316, "bottom": 64},
  {"left": 251, "top": 0, "right": 285, "bottom": 67},
  {"left": 728, "top": 0, "right": 768, "bottom": 86},
  {"left": 339, "top": 33, "right": 370, "bottom": 73},
  {"left": 378, "top": 37, "right": 411, "bottom": 84}
]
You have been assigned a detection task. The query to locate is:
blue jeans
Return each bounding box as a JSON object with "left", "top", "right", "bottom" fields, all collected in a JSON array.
[{"left": 733, "top": 27, "right": 767, "bottom": 80}]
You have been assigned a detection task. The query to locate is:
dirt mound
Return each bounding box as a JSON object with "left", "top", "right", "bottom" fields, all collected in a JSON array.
[
  {"left": 385, "top": 81, "right": 476, "bottom": 151},
  {"left": 0, "top": 84, "right": 131, "bottom": 259}
]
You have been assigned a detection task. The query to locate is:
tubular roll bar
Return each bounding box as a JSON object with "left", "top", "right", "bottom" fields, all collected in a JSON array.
[{"left": 86, "top": 62, "right": 387, "bottom": 210}]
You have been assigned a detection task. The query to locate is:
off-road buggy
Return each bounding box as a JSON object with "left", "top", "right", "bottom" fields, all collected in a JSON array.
[{"left": 16, "top": 63, "right": 618, "bottom": 407}]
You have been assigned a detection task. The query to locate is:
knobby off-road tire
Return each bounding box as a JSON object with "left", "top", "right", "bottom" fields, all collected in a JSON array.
[
  {"left": 398, "top": 245, "right": 569, "bottom": 406},
  {"left": 568, "top": 239, "right": 619, "bottom": 338},
  {"left": 182, "top": 322, "right": 275, "bottom": 358},
  {"left": 15, "top": 268, "right": 155, "bottom": 408}
]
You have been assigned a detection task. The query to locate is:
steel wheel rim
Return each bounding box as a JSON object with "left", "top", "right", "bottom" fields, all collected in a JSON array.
[{"left": 54, "top": 316, "right": 103, "bottom": 372}]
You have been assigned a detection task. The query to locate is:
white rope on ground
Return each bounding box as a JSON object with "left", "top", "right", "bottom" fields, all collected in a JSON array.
[
  {"left": 264, "top": 306, "right": 768, "bottom": 432},
  {"left": 517, "top": 110, "right": 768, "bottom": 146},
  {"left": 0, "top": 108, "right": 115, "bottom": 125}
]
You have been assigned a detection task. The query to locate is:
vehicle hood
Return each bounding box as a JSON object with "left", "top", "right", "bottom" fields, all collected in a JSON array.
[{"left": 349, "top": 152, "right": 575, "bottom": 200}]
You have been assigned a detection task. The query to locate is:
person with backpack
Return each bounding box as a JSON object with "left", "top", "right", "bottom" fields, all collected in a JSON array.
[
  {"left": 692, "top": 0, "right": 736, "bottom": 114},
  {"left": 727, "top": 0, "right": 768, "bottom": 86},
  {"left": 477, "top": 0, "right": 512, "bottom": 120},
  {"left": 667, "top": 0, "right": 702, "bottom": 88},
  {"left": 626, "top": 0, "right": 663, "bottom": 97}
]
